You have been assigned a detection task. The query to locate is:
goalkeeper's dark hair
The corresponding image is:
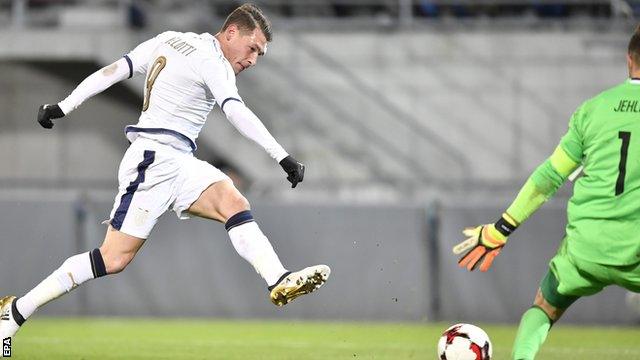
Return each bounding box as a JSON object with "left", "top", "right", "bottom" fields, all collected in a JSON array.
[
  {"left": 628, "top": 24, "right": 640, "bottom": 64},
  {"left": 221, "top": 3, "right": 272, "bottom": 42}
]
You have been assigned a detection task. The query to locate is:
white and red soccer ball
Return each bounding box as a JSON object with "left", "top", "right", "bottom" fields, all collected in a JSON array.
[{"left": 437, "top": 323, "right": 492, "bottom": 360}]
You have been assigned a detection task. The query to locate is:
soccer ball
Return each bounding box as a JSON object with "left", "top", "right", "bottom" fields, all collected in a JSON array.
[{"left": 437, "top": 323, "right": 492, "bottom": 360}]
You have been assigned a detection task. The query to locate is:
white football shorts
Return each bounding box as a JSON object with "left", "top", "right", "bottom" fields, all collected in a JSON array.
[{"left": 108, "top": 136, "right": 229, "bottom": 239}]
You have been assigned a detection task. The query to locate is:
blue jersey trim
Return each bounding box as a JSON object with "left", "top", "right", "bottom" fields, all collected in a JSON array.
[
  {"left": 220, "top": 97, "right": 242, "bottom": 112},
  {"left": 111, "top": 150, "right": 155, "bottom": 231},
  {"left": 125, "top": 126, "right": 196, "bottom": 151},
  {"left": 123, "top": 55, "right": 133, "bottom": 79}
]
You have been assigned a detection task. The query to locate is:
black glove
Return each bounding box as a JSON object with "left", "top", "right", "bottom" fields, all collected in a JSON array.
[
  {"left": 279, "top": 155, "right": 305, "bottom": 188},
  {"left": 37, "top": 104, "right": 65, "bottom": 129}
]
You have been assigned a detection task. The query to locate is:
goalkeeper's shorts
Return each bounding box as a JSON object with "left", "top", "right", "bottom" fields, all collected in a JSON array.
[
  {"left": 107, "top": 136, "right": 230, "bottom": 239},
  {"left": 541, "top": 238, "right": 640, "bottom": 309}
]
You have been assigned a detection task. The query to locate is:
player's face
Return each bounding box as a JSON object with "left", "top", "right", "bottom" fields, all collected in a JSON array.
[{"left": 226, "top": 26, "right": 267, "bottom": 75}]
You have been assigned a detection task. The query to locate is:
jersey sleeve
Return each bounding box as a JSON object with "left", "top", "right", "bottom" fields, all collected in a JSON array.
[
  {"left": 201, "top": 58, "right": 288, "bottom": 161},
  {"left": 57, "top": 57, "right": 131, "bottom": 115},
  {"left": 201, "top": 58, "right": 243, "bottom": 109},
  {"left": 222, "top": 100, "right": 289, "bottom": 162},
  {"left": 558, "top": 102, "right": 587, "bottom": 164},
  {"left": 123, "top": 35, "right": 163, "bottom": 78},
  {"left": 505, "top": 147, "right": 579, "bottom": 225},
  {"left": 502, "top": 105, "right": 587, "bottom": 224},
  {"left": 56, "top": 33, "right": 168, "bottom": 114}
]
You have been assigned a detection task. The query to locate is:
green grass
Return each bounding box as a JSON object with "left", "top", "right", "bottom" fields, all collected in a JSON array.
[{"left": 8, "top": 318, "right": 640, "bottom": 359}]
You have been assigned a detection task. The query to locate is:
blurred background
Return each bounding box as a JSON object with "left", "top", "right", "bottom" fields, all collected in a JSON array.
[{"left": 1, "top": 0, "right": 640, "bottom": 327}]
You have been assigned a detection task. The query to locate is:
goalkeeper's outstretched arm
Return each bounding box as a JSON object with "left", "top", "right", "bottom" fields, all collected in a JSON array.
[
  {"left": 454, "top": 146, "right": 580, "bottom": 271},
  {"left": 505, "top": 145, "right": 580, "bottom": 225}
]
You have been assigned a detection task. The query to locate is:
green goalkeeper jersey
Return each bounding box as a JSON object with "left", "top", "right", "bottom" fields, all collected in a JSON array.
[{"left": 560, "top": 78, "right": 640, "bottom": 265}]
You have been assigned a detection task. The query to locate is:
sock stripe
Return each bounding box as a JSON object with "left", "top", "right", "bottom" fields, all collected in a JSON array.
[
  {"left": 90, "top": 248, "right": 107, "bottom": 278},
  {"left": 89, "top": 251, "right": 96, "bottom": 277},
  {"left": 11, "top": 298, "right": 26, "bottom": 326},
  {"left": 225, "top": 210, "right": 254, "bottom": 231}
]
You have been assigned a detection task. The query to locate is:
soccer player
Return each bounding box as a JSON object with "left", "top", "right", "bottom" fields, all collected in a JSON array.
[
  {"left": 453, "top": 26, "right": 640, "bottom": 359},
  {"left": 0, "top": 3, "right": 330, "bottom": 342}
]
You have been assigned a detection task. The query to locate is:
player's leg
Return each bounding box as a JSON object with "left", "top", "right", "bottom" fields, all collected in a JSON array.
[
  {"left": 512, "top": 244, "right": 605, "bottom": 360},
  {"left": 1, "top": 140, "right": 171, "bottom": 340},
  {"left": 186, "top": 180, "right": 293, "bottom": 285},
  {"left": 0, "top": 227, "right": 145, "bottom": 340},
  {"left": 182, "top": 163, "right": 329, "bottom": 306},
  {"left": 99, "top": 226, "right": 146, "bottom": 274},
  {"left": 512, "top": 275, "right": 573, "bottom": 360},
  {"left": 185, "top": 178, "right": 251, "bottom": 222}
]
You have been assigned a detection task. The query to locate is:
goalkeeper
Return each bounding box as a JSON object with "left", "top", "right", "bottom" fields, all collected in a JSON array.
[{"left": 454, "top": 25, "right": 640, "bottom": 360}]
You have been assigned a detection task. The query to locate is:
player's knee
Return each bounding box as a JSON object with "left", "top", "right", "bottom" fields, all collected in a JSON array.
[
  {"left": 534, "top": 289, "right": 564, "bottom": 322},
  {"left": 233, "top": 194, "right": 250, "bottom": 211},
  {"left": 224, "top": 192, "right": 250, "bottom": 215}
]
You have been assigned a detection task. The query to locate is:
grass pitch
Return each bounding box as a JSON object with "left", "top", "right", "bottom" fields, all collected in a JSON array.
[{"left": 9, "top": 318, "right": 640, "bottom": 359}]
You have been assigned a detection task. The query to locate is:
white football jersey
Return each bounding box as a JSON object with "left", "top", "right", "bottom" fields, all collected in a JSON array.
[
  {"left": 124, "top": 31, "right": 241, "bottom": 151},
  {"left": 57, "top": 30, "right": 288, "bottom": 161}
]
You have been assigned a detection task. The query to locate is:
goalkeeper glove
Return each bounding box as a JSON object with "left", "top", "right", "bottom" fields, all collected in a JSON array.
[
  {"left": 452, "top": 214, "right": 518, "bottom": 272},
  {"left": 279, "top": 155, "right": 305, "bottom": 188},
  {"left": 37, "top": 104, "right": 65, "bottom": 129}
]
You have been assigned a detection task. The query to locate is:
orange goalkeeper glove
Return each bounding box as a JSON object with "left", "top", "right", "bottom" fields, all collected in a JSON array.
[{"left": 452, "top": 214, "right": 518, "bottom": 272}]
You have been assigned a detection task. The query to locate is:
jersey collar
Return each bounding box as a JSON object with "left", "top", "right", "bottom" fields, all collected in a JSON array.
[{"left": 629, "top": 77, "right": 640, "bottom": 85}]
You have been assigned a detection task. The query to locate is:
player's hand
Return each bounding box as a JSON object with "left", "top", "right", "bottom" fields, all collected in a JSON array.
[
  {"left": 279, "top": 155, "right": 305, "bottom": 188},
  {"left": 37, "top": 104, "right": 65, "bottom": 129},
  {"left": 453, "top": 225, "right": 505, "bottom": 272},
  {"left": 453, "top": 215, "right": 517, "bottom": 272}
]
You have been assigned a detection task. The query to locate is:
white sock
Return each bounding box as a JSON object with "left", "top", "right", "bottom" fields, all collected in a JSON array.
[
  {"left": 16, "top": 250, "right": 102, "bottom": 320},
  {"left": 228, "top": 221, "right": 287, "bottom": 286}
]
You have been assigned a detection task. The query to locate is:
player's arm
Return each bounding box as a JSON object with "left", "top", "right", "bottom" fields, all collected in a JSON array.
[
  {"left": 454, "top": 145, "right": 581, "bottom": 272},
  {"left": 203, "top": 61, "right": 305, "bottom": 188},
  {"left": 37, "top": 36, "right": 160, "bottom": 129},
  {"left": 224, "top": 101, "right": 305, "bottom": 188},
  {"left": 454, "top": 101, "right": 586, "bottom": 272},
  {"left": 36, "top": 58, "right": 130, "bottom": 128}
]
